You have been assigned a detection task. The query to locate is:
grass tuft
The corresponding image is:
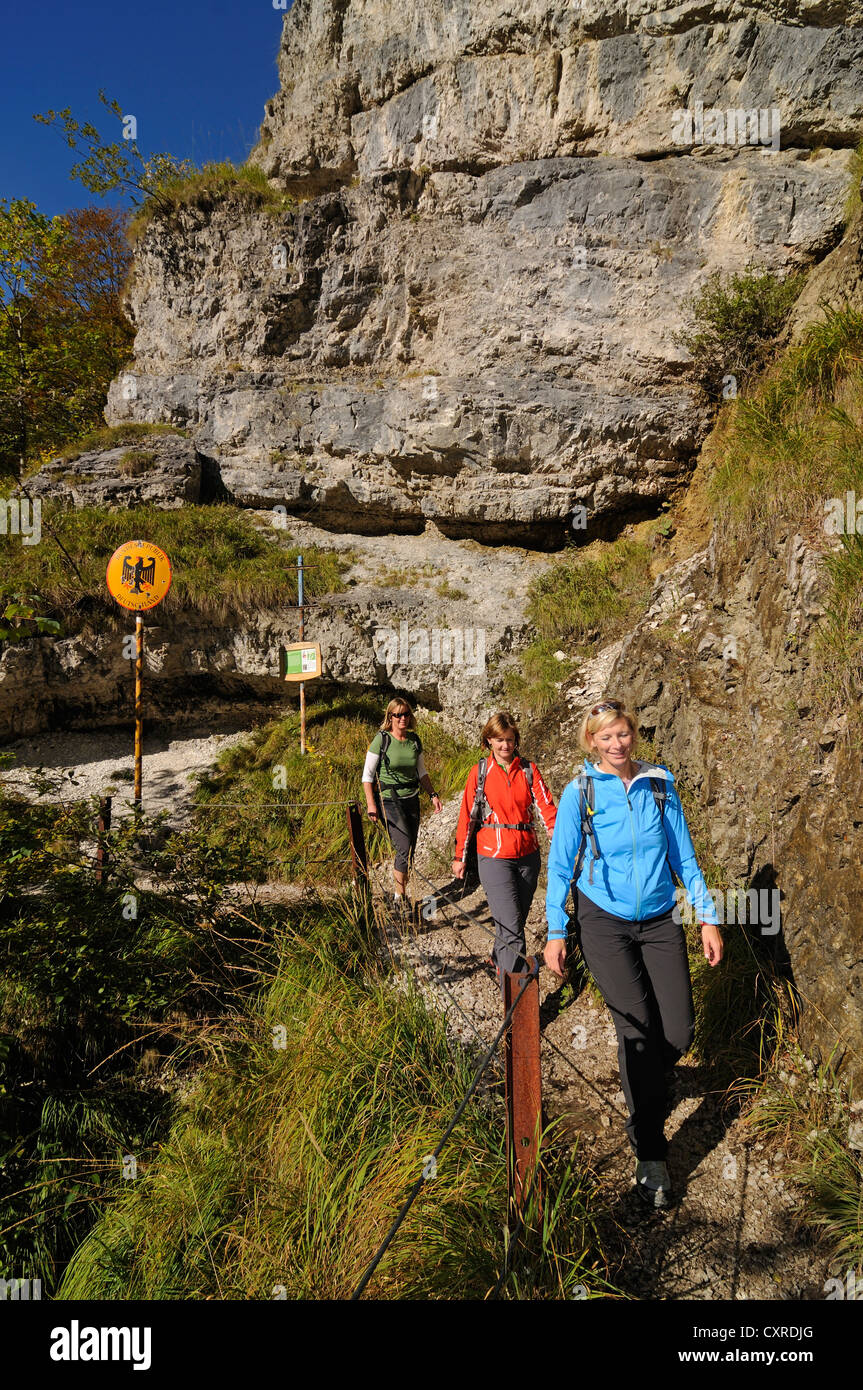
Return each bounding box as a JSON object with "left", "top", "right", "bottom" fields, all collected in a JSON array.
[
  {"left": 0, "top": 503, "right": 346, "bottom": 635},
  {"left": 505, "top": 539, "right": 652, "bottom": 716},
  {"left": 128, "top": 161, "right": 295, "bottom": 242}
]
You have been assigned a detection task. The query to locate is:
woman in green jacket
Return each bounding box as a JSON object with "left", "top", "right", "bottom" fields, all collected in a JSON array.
[{"left": 362, "top": 697, "right": 442, "bottom": 913}]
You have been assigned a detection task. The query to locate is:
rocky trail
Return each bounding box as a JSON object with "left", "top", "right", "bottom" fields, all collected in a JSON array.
[
  {"left": 387, "top": 844, "right": 834, "bottom": 1302},
  {"left": 0, "top": 721, "right": 256, "bottom": 824},
  {"left": 1, "top": 700, "right": 837, "bottom": 1300}
]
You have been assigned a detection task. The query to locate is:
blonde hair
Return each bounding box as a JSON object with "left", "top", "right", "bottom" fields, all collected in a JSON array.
[
  {"left": 578, "top": 698, "right": 638, "bottom": 756},
  {"left": 480, "top": 710, "right": 520, "bottom": 750},
  {"left": 380, "top": 696, "right": 416, "bottom": 732}
]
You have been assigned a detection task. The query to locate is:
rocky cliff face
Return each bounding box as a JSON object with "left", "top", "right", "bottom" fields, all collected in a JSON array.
[
  {"left": 608, "top": 522, "right": 861, "bottom": 1085},
  {"left": 99, "top": 0, "right": 858, "bottom": 542},
  {"left": 15, "top": 0, "right": 863, "bottom": 1083},
  {"left": 255, "top": 0, "right": 863, "bottom": 181}
]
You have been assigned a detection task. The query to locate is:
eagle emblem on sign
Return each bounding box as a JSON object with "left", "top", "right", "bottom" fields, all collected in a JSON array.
[
  {"left": 106, "top": 541, "right": 171, "bottom": 611},
  {"left": 120, "top": 555, "right": 157, "bottom": 594}
]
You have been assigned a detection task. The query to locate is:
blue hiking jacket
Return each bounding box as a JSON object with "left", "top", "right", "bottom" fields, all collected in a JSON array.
[{"left": 546, "top": 760, "right": 719, "bottom": 939}]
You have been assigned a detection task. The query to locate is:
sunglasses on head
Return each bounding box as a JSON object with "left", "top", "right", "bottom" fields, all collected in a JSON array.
[{"left": 590, "top": 700, "right": 623, "bottom": 716}]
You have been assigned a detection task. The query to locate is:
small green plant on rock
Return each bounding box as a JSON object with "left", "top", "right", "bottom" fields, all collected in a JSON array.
[
  {"left": 119, "top": 449, "right": 157, "bottom": 476},
  {"left": 675, "top": 266, "right": 804, "bottom": 399}
]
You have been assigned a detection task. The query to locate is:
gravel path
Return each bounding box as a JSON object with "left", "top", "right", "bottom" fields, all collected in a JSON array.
[
  {"left": 0, "top": 722, "right": 256, "bottom": 821},
  {"left": 374, "top": 796, "right": 836, "bottom": 1302}
]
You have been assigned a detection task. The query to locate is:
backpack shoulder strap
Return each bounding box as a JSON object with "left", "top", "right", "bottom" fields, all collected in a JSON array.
[
  {"left": 519, "top": 756, "right": 535, "bottom": 820},
  {"left": 469, "top": 757, "right": 489, "bottom": 825},
  {"left": 379, "top": 730, "right": 391, "bottom": 769},
  {"left": 572, "top": 772, "right": 602, "bottom": 883},
  {"left": 648, "top": 773, "right": 684, "bottom": 886},
  {"left": 648, "top": 774, "right": 667, "bottom": 818}
]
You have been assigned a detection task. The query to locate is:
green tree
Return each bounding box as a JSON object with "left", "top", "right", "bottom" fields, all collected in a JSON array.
[
  {"left": 33, "top": 89, "right": 196, "bottom": 211},
  {"left": 0, "top": 200, "right": 134, "bottom": 479},
  {"left": 0, "top": 198, "right": 71, "bottom": 478}
]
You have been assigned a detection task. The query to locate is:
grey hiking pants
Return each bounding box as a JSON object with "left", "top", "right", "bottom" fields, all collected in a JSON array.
[
  {"left": 574, "top": 888, "right": 695, "bottom": 1161},
  {"left": 478, "top": 850, "right": 541, "bottom": 1001}
]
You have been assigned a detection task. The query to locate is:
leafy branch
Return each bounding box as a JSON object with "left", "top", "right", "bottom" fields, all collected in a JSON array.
[
  {"left": 0, "top": 593, "right": 62, "bottom": 644},
  {"left": 33, "top": 90, "right": 196, "bottom": 212}
]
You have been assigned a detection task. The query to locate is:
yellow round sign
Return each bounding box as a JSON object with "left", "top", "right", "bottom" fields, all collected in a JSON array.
[{"left": 106, "top": 540, "right": 172, "bottom": 611}]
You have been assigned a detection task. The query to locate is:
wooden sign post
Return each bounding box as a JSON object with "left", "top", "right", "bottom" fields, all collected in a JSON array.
[
  {"left": 280, "top": 554, "right": 323, "bottom": 755},
  {"left": 282, "top": 637, "right": 322, "bottom": 755},
  {"left": 105, "top": 540, "right": 172, "bottom": 809}
]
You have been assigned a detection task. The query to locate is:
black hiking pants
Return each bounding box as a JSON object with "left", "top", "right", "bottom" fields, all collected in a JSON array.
[
  {"left": 381, "top": 793, "right": 421, "bottom": 875},
  {"left": 574, "top": 888, "right": 695, "bottom": 1161}
]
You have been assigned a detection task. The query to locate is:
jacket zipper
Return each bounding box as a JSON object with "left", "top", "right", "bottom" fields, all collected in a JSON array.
[{"left": 625, "top": 785, "right": 641, "bottom": 919}]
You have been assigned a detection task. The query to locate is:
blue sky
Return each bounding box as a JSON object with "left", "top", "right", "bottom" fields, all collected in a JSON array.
[{"left": 2, "top": 0, "right": 294, "bottom": 218}]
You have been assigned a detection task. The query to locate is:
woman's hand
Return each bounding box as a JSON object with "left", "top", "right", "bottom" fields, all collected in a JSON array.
[
  {"left": 431, "top": 794, "right": 443, "bottom": 814},
  {"left": 366, "top": 803, "right": 379, "bottom": 822},
  {"left": 451, "top": 859, "right": 465, "bottom": 879},
  {"left": 700, "top": 921, "right": 723, "bottom": 965},
  {"left": 543, "top": 938, "right": 567, "bottom": 978}
]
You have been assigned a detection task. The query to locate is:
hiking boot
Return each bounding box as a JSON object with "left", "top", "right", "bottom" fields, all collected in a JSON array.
[
  {"left": 635, "top": 1159, "right": 672, "bottom": 1209},
  {"left": 391, "top": 894, "right": 409, "bottom": 921}
]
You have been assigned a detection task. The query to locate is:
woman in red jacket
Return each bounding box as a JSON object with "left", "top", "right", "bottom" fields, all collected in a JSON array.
[{"left": 452, "top": 712, "right": 557, "bottom": 999}]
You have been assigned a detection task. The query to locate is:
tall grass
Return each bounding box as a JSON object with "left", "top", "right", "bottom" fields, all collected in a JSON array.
[
  {"left": 128, "top": 161, "right": 295, "bottom": 242},
  {"left": 730, "top": 1036, "right": 863, "bottom": 1272},
  {"left": 0, "top": 502, "right": 346, "bottom": 635},
  {"left": 27, "top": 422, "right": 187, "bottom": 472},
  {"left": 708, "top": 302, "right": 863, "bottom": 712},
  {"left": 59, "top": 890, "right": 612, "bottom": 1300},
  {"left": 190, "top": 692, "right": 479, "bottom": 885},
  {"left": 708, "top": 304, "right": 863, "bottom": 528},
  {"left": 505, "top": 539, "right": 652, "bottom": 716}
]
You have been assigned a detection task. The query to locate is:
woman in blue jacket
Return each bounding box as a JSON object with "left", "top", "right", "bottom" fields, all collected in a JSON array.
[{"left": 544, "top": 698, "right": 723, "bottom": 1209}]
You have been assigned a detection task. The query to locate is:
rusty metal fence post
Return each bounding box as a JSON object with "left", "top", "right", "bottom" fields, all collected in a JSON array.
[
  {"left": 503, "top": 958, "right": 543, "bottom": 1222},
  {"left": 95, "top": 796, "right": 112, "bottom": 885},
  {"left": 346, "top": 801, "right": 369, "bottom": 894}
]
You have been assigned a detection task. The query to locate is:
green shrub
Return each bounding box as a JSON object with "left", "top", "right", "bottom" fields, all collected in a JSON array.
[
  {"left": 676, "top": 266, "right": 804, "bottom": 398},
  {"left": 0, "top": 786, "right": 282, "bottom": 1292}
]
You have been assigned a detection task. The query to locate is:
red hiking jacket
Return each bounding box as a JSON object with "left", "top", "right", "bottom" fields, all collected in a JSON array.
[{"left": 454, "top": 755, "right": 557, "bottom": 861}]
